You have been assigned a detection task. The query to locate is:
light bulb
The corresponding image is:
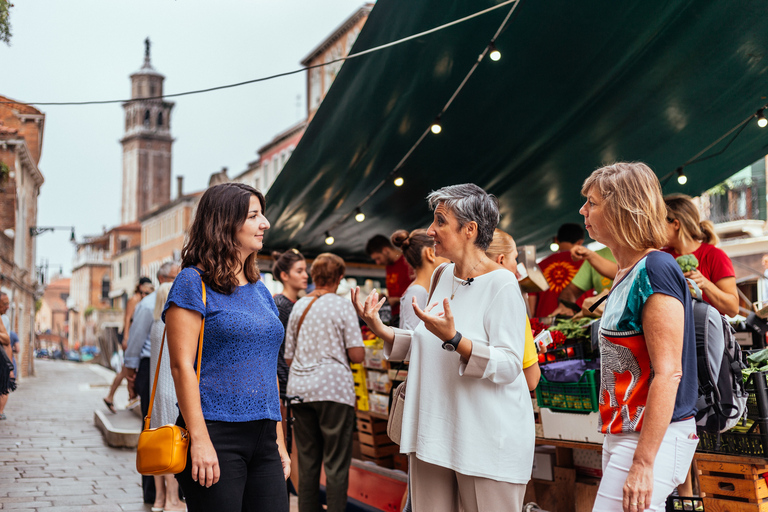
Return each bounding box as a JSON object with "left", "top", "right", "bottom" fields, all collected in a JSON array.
[
  {"left": 676, "top": 167, "right": 687, "bottom": 185},
  {"left": 489, "top": 43, "right": 501, "bottom": 61},
  {"left": 324, "top": 231, "right": 335, "bottom": 245},
  {"left": 430, "top": 122, "right": 442, "bottom": 134},
  {"left": 394, "top": 176, "right": 404, "bottom": 187},
  {"left": 758, "top": 109, "right": 767, "bottom": 128},
  {"left": 550, "top": 242, "right": 559, "bottom": 252},
  {"left": 355, "top": 208, "right": 365, "bottom": 222}
]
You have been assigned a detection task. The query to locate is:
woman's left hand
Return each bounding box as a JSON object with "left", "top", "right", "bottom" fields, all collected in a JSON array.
[
  {"left": 684, "top": 269, "right": 711, "bottom": 293},
  {"left": 412, "top": 297, "right": 456, "bottom": 342},
  {"left": 623, "top": 461, "right": 653, "bottom": 512},
  {"left": 279, "top": 444, "right": 291, "bottom": 481}
]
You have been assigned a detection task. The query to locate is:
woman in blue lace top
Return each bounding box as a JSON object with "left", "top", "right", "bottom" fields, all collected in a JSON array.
[{"left": 164, "top": 183, "right": 290, "bottom": 512}]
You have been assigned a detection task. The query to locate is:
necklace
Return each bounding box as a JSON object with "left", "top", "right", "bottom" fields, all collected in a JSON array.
[{"left": 450, "top": 258, "right": 483, "bottom": 300}]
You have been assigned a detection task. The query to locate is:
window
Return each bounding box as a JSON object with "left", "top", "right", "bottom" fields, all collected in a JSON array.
[
  {"left": 101, "top": 275, "right": 110, "bottom": 300},
  {"left": 157, "top": 111, "right": 163, "bottom": 127},
  {"left": 144, "top": 110, "right": 150, "bottom": 127}
]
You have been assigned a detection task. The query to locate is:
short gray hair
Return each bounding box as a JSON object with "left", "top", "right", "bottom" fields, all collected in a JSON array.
[
  {"left": 157, "top": 261, "right": 180, "bottom": 280},
  {"left": 427, "top": 184, "right": 499, "bottom": 250}
]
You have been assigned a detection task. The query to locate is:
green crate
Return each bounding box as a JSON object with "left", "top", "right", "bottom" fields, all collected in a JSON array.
[{"left": 535, "top": 369, "right": 599, "bottom": 413}]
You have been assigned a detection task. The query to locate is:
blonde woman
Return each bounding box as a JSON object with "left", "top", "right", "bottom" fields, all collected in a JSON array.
[
  {"left": 581, "top": 163, "right": 698, "bottom": 511},
  {"left": 663, "top": 194, "right": 738, "bottom": 316},
  {"left": 148, "top": 282, "right": 184, "bottom": 512},
  {"left": 485, "top": 229, "right": 540, "bottom": 391}
]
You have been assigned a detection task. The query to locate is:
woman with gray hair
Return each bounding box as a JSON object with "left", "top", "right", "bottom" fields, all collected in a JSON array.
[{"left": 352, "top": 184, "right": 533, "bottom": 512}]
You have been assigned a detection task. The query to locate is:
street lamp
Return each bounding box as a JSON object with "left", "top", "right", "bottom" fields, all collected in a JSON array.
[{"left": 29, "top": 226, "right": 76, "bottom": 242}]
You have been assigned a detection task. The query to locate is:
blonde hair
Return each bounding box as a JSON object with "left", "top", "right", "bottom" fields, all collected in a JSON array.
[
  {"left": 581, "top": 162, "right": 667, "bottom": 251},
  {"left": 153, "top": 282, "right": 173, "bottom": 322},
  {"left": 664, "top": 193, "right": 719, "bottom": 246},
  {"left": 485, "top": 229, "right": 516, "bottom": 259}
]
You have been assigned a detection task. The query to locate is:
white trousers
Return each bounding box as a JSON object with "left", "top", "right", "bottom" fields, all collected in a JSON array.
[{"left": 594, "top": 418, "right": 698, "bottom": 511}]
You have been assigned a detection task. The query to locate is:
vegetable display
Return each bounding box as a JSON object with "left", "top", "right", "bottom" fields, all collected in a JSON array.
[{"left": 676, "top": 254, "right": 699, "bottom": 273}]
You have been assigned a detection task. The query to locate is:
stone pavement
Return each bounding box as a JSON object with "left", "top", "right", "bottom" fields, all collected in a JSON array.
[{"left": 0, "top": 360, "right": 300, "bottom": 511}]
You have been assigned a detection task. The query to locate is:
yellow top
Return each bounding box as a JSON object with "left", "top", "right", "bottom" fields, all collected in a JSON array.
[{"left": 523, "top": 316, "right": 538, "bottom": 369}]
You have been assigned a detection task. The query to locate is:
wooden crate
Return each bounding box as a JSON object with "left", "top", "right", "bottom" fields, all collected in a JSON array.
[
  {"left": 361, "top": 454, "right": 394, "bottom": 469},
  {"left": 359, "top": 430, "right": 392, "bottom": 447},
  {"left": 698, "top": 459, "right": 768, "bottom": 511},
  {"left": 360, "top": 442, "right": 399, "bottom": 458},
  {"left": 356, "top": 412, "right": 388, "bottom": 435}
]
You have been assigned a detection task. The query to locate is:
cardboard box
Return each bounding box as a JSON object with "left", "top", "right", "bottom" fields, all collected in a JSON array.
[
  {"left": 531, "top": 445, "right": 556, "bottom": 481},
  {"left": 540, "top": 408, "right": 604, "bottom": 444}
]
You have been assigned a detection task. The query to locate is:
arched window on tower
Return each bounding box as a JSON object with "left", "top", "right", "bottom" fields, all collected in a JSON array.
[
  {"left": 157, "top": 111, "right": 163, "bottom": 127},
  {"left": 144, "top": 110, "right": 150, "bottom": 127}
]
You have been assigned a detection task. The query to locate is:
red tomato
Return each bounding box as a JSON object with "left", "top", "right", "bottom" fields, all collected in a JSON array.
[
  {"left": 566, "top": 347, "right": 575, "bottom": 357},
  {"left": 546, "top": 353, "right": 556, "bottom": 362},
  {"left": 538, "top": 353, "right": 545, "bottom": 364}
]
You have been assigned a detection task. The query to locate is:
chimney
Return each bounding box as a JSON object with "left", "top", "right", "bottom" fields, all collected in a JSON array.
[{"left": 177, "top": 176, "right": 184, "bottom": 198}]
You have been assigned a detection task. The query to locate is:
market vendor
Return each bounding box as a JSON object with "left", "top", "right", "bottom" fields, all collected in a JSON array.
[
  {"left": 353, "top": 183, "right": 533, "bottom": 512},
  {"left": 550, "top": 246, "right": 616, "bottom": 316},
  {"left": 580, "top": 162, "right": 698, "bottom": 512},
  {"left": 662, "top": 194, "right": 739, "bottom": 317},
  {"left": 365, "top": 234, "right": 413, "bottom": 324}
]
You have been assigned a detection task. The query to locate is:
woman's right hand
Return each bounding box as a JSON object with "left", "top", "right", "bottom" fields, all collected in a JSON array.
[
  {"left": 190, "top": 436, "right": 220, "bottom": 487},
  {"left": 351, "top": 287, "right": 387, "bottom": 333}
]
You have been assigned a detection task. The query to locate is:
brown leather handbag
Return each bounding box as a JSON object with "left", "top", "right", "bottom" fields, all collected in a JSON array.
[
  {"left": 387, "top": 263, "right": 447, "bottom": 445},
  {"left": 136, "top": 280, "right": 207, "bottom": 475}
]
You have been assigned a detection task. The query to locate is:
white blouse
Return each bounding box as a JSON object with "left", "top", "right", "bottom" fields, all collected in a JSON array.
[{"left": 386, "top": 264, "right": 534, "bottom": 484}]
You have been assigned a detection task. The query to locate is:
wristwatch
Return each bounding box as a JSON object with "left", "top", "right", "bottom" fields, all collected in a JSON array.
[{"left": 442, "top": 331, "right": 462, "bottom": 352}]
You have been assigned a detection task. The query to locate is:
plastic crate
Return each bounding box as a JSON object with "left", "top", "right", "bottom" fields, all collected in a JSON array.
[
  {"left": 538, "top": 343, "right": 585, "bottom": 366},
  {"left": 535, "top": 369, "right": 599, "bottom": 413},
  {"left": 746, "top": 370, "right": 768, "bottom": 420},
  {"left": 696, "top": 428, "right": 768, "bottom": 457}
]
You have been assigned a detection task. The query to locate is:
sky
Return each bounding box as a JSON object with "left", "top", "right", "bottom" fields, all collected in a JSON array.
[{"left": 0, "top": 0, "right": 368, "bottom": 277}]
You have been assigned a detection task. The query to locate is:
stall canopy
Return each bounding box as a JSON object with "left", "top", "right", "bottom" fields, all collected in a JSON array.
[{"left": 264, "top": 0, "right": 768, "bottom": 262}]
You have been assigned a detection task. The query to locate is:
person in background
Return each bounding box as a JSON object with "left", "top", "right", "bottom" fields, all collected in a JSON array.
[
  {"left": 271, "top": 249, "right": 308, "bottom": 398},
  {"left": 165, "top": 183, "right": 289, "bottom": 511},
  {"left": 390, "top": 229, "right": 449, "bottom": 331},
  {"left": 365, "top": 234, "right": 413, "bottom": 325},
  {"left": 551, "top": 246, "right": 617, "bottom": 317},
  {"left": 529, "top": 223, "right": 585, "bottom": 317},
  {"left": 581, "top": 162, "right": 698, "bottom": 511},
  {"left": 353, "top": 184, "right": 533, "bottom": 511},
  {"left": 104, "top": 277, "right": 154, "bottom": 413},
  {"left": 285, "top": 253, "right": 365, "bottom": 512},
  {"left": 0, "top": 292, "right": 12, "bottom": 420},
  {"left": 125, "top": 263, "right": 180, "bottom": 505},
  {"left": 148, "top": 282, "right": 185, "bottom": 512},
  {"left": 663, "top": 194, "right": 739, "bottom": 317},
  {"left": 9, "top": 331, "right": 18, "bottom": 384},
  {"left": 486, "top": 229, "right": 540, "bottom": 391}
]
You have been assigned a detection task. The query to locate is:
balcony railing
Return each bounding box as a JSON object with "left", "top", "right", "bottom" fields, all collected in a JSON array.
[
  {"left": 72, "top": 248, "right": 110, "bottom": 268},
  {"left": 698, "top": 177, "right": 765, "bottom": 224}
]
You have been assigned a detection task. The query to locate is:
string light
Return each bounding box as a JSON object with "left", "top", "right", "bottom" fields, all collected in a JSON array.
[
  {"left": 488, "top": 42, "right": 501, "bottom": 61},
  {"left": 676, "top": 167, "right": 687, "bottom": 185},
  {"left": 324, "top": 231, "right": 335, "bottom": 245},
  {"left": 355, "top": 208, "right": 365, "bottom": 222},
  {"left": 430, "top": 117, "right": 442, "bottom": 134},
  {"left": 393, "top": 172, "right": 404, "bottom": 187},
  {"left": 758, "top": 109, "right": 767, "bottom": 128},
  {"left": 550, "top": 241, "right": 559, "bottom": 252}
]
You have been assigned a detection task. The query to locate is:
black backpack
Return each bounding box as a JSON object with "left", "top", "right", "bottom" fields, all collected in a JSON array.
[{"left": 689, "top": 280, "right": 748, "bottom": 433}]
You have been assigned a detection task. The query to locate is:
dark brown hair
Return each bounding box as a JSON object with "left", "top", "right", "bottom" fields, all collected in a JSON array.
[
  {"left": 272, "top": 249, "right": 304, "bottom": 283},
  {"left": 181, "top": 183, "right": 265, "bottom": 294},
  {"left": 310, "top": 253, "right": 345, "bottom": 287},
  {"left": 391, "top": 229, "right": 433, "bottom": 270}
]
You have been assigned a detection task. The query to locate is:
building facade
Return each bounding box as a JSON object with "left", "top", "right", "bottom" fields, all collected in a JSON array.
[
  {"left": 121, "top": 39, "right": 174, "bottom": 224},
  {"left": 232, "top": 121, "right": 306, "bottom": 194},
  {"left": 0, "top": 95, "right": 45, "bottom": 378},
  {"left": 35, "top": 277, "right": 69, "bottom": 351}
]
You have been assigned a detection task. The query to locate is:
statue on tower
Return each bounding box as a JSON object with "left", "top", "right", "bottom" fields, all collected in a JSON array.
[{"left": 144, "top": 37, "right": 151, "bottom": 61}]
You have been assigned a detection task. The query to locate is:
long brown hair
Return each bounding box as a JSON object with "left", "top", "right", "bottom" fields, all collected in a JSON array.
[
  {"left": 665, "top": 193, "right": 719, "bottom": 246},
  {"left": 181, "top": 183, "right": 265, "bottom": 294}
]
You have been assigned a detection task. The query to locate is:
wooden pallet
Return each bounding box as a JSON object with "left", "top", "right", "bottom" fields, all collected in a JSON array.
[{"left": 699, "top": 459, "right": 768, "bottom": 511}]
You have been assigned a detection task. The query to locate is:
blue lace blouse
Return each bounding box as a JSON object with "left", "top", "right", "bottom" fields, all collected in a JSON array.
[{"left": 162, "top": 267, "right": 284, "bottom": 422}]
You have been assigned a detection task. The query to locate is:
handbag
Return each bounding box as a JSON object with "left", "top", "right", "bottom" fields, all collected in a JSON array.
[
  {"left": 136, "top": 278, "right": 207, "bottom": 476},
  {"left": 387, "top": 263, "right": 448, "bottom": 445}
]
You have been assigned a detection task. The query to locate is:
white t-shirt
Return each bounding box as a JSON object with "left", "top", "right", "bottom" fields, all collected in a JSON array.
[
  {"left": 399, "top": 284, "right": 428, "bottom": 330},
  {"left": 386, "top": 264, "right": 534, "bottom": 484},
  {"left": 285, "top": 293, "right": 364, "bottom": 407}
]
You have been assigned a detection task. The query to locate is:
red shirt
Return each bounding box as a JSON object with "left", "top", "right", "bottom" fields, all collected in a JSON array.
[
  {"left": 386, "top": 255, "right": 413, "bottom": 316},
  {"left": 661, "top": 243, "right": 735, "bottom": 304},
  {"left": 533, "top": 251, "right": 584, "bottom": 318}
]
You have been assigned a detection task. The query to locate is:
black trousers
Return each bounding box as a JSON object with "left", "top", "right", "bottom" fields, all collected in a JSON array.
[
  {"left": 175, "top": 417, "right": 288, "bottom": 512},
  {"left": 135, "top": 357, "right": 156, "bottom": 504}
]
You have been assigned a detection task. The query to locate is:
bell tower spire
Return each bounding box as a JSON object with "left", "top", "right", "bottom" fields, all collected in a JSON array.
[{"left": 119, "top": 39, "right": 175, "bottom": 224}]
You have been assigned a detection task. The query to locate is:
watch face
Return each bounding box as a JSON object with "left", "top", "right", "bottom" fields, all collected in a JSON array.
[{"left": 442, "top": 342, "right": 456, "bottom": 352}]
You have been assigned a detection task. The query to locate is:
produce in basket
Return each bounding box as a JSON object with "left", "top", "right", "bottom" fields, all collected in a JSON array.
[
  {"left": 675, "top": 254, "right": 699, "bottom": 273},
  {"left": 548, "top": 317, "right": 593, "bottom": 341}
]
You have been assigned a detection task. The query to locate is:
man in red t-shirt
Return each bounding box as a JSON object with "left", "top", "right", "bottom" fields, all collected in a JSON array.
[
  {"left": 365, "top": 235, "right": 413, "bottom": 320},
  {"left": 530, "top": 224, "right": 586, "bottom": 318}
]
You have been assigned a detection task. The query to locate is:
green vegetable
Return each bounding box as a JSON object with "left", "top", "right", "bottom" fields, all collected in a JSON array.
[
  {"left": 548, "top": 317, "right": 594, "bottom": 339},
  {"left": 748, "top": 348, "right": 768, "bottom": 367},
  {"left": 676, "top": 254, "right": 699, "bottom": 273}
]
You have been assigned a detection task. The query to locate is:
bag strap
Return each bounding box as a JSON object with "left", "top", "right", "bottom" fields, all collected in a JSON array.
[
  {"left": 295, "top": 290, "right": 331, "bottom": 338},
  {"left": 427, "top": 263, "right": 449, "bottom": 305},
  {"left": 144, "top": 272, "right": 207, "bottom": 431}
]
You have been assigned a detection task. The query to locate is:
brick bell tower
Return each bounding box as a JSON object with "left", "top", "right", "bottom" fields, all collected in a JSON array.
[{"left": 120, "top": 38, "right": 174, "bottom": 224}]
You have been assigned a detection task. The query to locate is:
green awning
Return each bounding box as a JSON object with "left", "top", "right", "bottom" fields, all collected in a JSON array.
[{"left": 265, "top": 0, "right": 768, "bottom": 262}]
